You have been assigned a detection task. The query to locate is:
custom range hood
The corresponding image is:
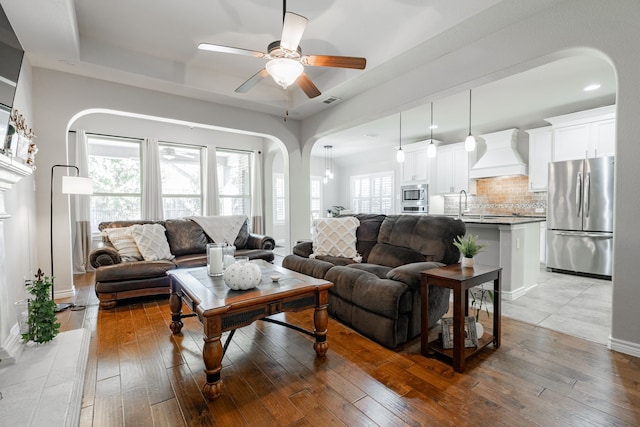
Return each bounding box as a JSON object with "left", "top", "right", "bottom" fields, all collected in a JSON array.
[{"left": 469, "top": 128, "right": 527, "bottom": 179}]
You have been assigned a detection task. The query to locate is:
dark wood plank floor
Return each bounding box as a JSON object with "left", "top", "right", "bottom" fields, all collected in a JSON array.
[{"left": 58, "top": 271, "right": 640, "bottom": 427}]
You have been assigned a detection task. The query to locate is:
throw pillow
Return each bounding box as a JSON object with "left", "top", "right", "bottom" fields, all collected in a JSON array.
[
  {"left": 311, "top": 217, "right": 361, "bottom": 261},
  {"left": 103, "top": 227, "right": 143, "bottom": 262},
  {"left": 130, "top": 223, "right": 175, "bottom": 261}
]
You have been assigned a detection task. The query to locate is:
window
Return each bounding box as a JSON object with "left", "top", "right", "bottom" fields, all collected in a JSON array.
[
  {"left": 273, "top": 173, "right": 285, "bottom": 224},
  {"left": 217, "top": 149, "right": 251, "bottom": 216},
  {"left": 159, "top": 143, "right": 202, "bottom": 218},
  {"left": 87, "top": 136, "right": 141, "bottom": 232},
  {"left": 310, "top": 176, "right": 323, "bottom": 222},
  {"left": 350, "top": 172, "right": 394, "bottom": 214}
]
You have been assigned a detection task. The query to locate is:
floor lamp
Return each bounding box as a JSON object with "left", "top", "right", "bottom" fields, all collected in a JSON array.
[{"left": 50, "top": 164, "right": 93, "bottom": 312}]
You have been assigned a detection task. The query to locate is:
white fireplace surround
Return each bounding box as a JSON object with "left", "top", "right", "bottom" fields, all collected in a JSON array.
[{"left": 0, "top": 153, "right": 33, "bottom": 363}]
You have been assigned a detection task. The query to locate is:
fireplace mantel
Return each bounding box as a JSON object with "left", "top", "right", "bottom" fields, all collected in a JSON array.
[{"left": 0, "top": 152, "right": 32, "bottom": 218}]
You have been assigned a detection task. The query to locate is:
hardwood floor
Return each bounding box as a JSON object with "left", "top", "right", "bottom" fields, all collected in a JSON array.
[{"left": 59, "top": 272, "right": 640, "bottom": 426}]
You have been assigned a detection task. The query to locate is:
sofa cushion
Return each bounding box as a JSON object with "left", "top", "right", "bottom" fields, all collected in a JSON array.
[
  {"left": 130, "top": 224, "right": 175, "bottom": 261},
  {"left": 367, "top": 243, "right": 427, "bottom": 268},
  {"left": 95, "top": 259, "right": 176, "bottom": 282},
  {"left": 386, "top": 261, "right": 446, "bottom": 289},
  {"left": 376, "top": 215, "right": 466, "bottom": 265},
  {"left": 347, "top": 263, "right": 392, "bottom": 279},
  {"left": 164, "top": 219, "right": 208, "bottom": 256},
  {"left": 312, "top": 217, "right": 361, "bottom": 260},
  {"left": 352, "top": 214, "right": 386, "bottom": 262},
  {"left": 234, "top": 219, "right": 250, "bottom": 248},
  {"left": 325, "top": 266, "right": 412, "bottom": 317},
  {"left": 103, "top": 227, "right": 143, "bottom": 262}
]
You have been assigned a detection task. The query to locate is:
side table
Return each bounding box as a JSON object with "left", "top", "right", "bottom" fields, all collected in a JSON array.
[{"left": 420, "top": 263, "right": 502, "bottom": 372}]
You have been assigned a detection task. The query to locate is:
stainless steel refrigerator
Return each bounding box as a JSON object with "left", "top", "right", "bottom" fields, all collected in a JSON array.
[{"left": 547, "top": 156, "right": 614, "bottom": 278}]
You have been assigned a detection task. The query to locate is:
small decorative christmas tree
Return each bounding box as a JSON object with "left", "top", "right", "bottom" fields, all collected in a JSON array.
[{"left": 22, "top": 269, "right": 60, "bottom": 343}]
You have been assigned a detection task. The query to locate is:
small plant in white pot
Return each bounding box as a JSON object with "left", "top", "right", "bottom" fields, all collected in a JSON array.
[{"left": 453, "top": 234, "right": 485, "bottom": 268}]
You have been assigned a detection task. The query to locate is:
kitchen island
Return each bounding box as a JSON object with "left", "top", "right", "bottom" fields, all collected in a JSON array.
[{"left": 437, "top": 215, "right": 546, "bottom": 300}]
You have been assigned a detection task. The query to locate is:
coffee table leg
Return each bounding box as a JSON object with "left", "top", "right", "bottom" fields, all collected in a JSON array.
[
  {"left": 169, "top": 285, "right": 183, "bottom": 334},
  {"left": 313, "top": 297, "right": 329, "bottom": 356},
  {"left": 202, "top": 318, "right": 224, "bottom": 401}
]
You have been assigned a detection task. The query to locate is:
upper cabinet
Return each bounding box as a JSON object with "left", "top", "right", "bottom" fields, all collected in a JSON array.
[
  {"left": 546, "top": 105, "right": 616, "bottom": 162},
  {"left": 401, "top": 140, "right": 436, "bottom": 183},
  {"left": 435, "top": 142, "right": 476, "bottom": 194},
  {"left": 526, "top": 126, "right": 553, "bottom": 192},
  {"left": 525, "top": 105, "right": 616, "bottom": 192}
]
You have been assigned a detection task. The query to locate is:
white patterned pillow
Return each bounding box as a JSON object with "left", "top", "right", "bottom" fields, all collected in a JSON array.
[
  {"left": 103, "top": 227, "right": 143, "bottom": 262},
  {"left": 129, "top": 224, "right": 175, "bottom": 261},
  {"left": 311, "top": 217, "right": 361, "bottom": 261}
]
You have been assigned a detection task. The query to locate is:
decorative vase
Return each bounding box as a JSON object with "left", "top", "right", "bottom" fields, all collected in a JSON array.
[
  {"left": 475, "top": 321, "right": 484, "bottom": 338},
  {"left": 223, "top": 258, "right": 262, "bottom": 290},
  {"left": 461, "top": 256, "right": 475, "bottom": 268},
  {"left": 14, "top": 299, "right": 29, "bottom": 334}
]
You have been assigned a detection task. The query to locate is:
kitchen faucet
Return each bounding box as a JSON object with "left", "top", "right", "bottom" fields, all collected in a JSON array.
[{"left": 458, "top": 190, "right": 467, "bottom": 219}]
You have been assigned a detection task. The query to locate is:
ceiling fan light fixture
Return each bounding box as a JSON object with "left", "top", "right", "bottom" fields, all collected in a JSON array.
[
  {"left": 428, "top": 102, "right": 437, "bottom": 158},
  {"left": 266, "top": 58, "right": 304, "bottom": 89}
]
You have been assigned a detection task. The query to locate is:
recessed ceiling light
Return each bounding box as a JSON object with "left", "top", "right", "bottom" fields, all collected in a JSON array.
[
  {"left": 584, "top": 84, "right": 601, "bottom": 91},
  {"left": 429, "top": 124, "right": 438, "bottom": 130},
  {"left": 363, "top": 133, "right": 378, "bottom": 138}
]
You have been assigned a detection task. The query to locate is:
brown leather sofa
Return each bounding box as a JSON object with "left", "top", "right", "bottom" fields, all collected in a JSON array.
[
  {"left": 90, "top": 218, "right": 275, "bottom": 309},
  {"left": 282, "top": 214, "right": 465, "bottom": 348}
]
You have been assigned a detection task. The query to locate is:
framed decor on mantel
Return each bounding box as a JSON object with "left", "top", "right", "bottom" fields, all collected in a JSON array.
[{"left": 441, "top": 316, "right": 478, "bottom": 349}]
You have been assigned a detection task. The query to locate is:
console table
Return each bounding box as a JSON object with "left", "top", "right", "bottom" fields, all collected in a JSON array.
[{"left": 420, "top": 264, "right": 502, "bottom": 372}]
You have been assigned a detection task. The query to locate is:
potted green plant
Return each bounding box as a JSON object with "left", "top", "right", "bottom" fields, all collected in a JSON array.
[
  {"left": 22, "top": 269, "right": 60, "bottom": 344},
  {"left": 453, "top": 234, "right": 485, "bottom": 268}
]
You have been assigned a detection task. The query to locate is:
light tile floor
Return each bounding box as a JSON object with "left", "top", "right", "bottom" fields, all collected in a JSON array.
[{"left": 501, "top": 267, "right": 612, "bottom": 345}]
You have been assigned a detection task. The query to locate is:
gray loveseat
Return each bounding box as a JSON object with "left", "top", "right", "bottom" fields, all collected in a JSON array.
[
  {"left": 282, "top": 214, "right": 465, "bottom": 348},
  {"left": 90, "top": 217, "right": 275, "bottom": 309}
]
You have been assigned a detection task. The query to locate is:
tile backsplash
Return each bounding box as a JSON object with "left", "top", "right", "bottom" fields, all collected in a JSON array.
[{"left": 444, "top": 175, "right": 546, "bottom": 216}]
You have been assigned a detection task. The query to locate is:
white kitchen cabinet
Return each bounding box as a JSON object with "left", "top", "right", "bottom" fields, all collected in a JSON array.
[
  {"left": 546, "top": 105, "right": 616, "bottom": 161},
  {"left": 435, "top": 142, "right": 475, "bottom": 194},
  {"left": 401, "top": 140, "right": 435, "bottom": 183},
  {"left": 526, "top": 126, "right": 553, "bottom": 192}
]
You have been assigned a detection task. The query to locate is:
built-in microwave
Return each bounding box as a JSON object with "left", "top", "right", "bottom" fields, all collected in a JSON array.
[{"left": 401, "top": 184, "right": 428, "bottom": 213}]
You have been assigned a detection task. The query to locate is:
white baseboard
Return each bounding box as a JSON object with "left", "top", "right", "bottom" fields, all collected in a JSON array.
[
  {"left": 0, "top": 324, "right": 25, "bottom": 365},
  {"left": 608, "top": 336, "right": 640, "bottom": 358}
]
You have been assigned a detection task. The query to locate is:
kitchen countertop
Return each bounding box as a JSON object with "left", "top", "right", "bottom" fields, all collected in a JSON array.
[{"left": 432, "top": 214, "right": 546, "bottom": 225}]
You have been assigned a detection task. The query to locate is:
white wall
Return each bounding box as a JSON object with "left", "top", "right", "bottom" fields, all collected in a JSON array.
[{"left": 0, "top": 58, "right": 37, "bottom": 355}]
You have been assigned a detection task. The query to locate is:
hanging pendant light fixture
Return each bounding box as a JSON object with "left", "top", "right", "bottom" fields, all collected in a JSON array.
[
  {"left": 465, "top": 89, "right": 477, "bottom": 152},
  {"left": 427, "top": 102, "right": 437, "bottom": 158},
  {"left": 396, "top": 112, "right": 405, "bottom": 163},
  {"left": 323, "top": 145, "right": 333, "bottom": 184}
]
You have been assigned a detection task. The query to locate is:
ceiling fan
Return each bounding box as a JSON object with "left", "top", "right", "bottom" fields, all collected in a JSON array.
[{"left": 198, "top": 1, "right": 366, "bottom": 98}]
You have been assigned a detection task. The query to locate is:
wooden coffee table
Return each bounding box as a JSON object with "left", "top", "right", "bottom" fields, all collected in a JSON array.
[{"left": 167, "top": 260, "right": 333, "bottom": 401}]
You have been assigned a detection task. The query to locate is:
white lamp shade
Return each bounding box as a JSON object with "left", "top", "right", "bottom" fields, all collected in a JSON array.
[
  {"left": 465, "top": 134, "right": 477, "bottom": 152},
  {"left": 266, "top": 58, "right": 304, "bottom": 89},
  {"left": 427, "top": 142, "right": 437, "bottom": 158},
  {"left": 396, "top": 148, "right": 405, "bottom": 163},
  {"left": 61, "top": 176, "right": 93, "bottom": 195}
]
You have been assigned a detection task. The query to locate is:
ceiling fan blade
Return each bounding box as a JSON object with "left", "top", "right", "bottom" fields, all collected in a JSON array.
[
  {"left": 303, "top": 55, "right": 367, "bottom": 70},
  {"left": 280, "top": 12, "right": 308, "bottom": 51},
  {"left": 198, "top": 43, "right": 266, "bottom": 59},
  {"left": 297, "top": 73, "right": 321, "bottom": 99},
  {"left": 235, "top": 69, "right": 269, "bottom": 93}
]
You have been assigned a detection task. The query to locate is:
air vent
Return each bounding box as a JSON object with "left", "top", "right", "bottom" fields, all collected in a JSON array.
[{"left": 322, "top": 96, "right": 341, "bottom": 104}]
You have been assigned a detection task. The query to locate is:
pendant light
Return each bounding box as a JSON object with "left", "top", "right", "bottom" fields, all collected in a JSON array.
[
  {"left": 427, "top": 102, "right": 437, "bottom": 158},
  {"left": 396, "top": 112, "right": 405, "bottom": 163},
  {"left": 465, "top": 89, "right": 477, "bottom": 152},
  {"left": 323, "top": 145, "right": 333, "bottom": 184}
]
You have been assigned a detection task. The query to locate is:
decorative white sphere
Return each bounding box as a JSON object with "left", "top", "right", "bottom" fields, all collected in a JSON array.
[{"left": 223, "top": 260, "right": 262, "bottom": 290}]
